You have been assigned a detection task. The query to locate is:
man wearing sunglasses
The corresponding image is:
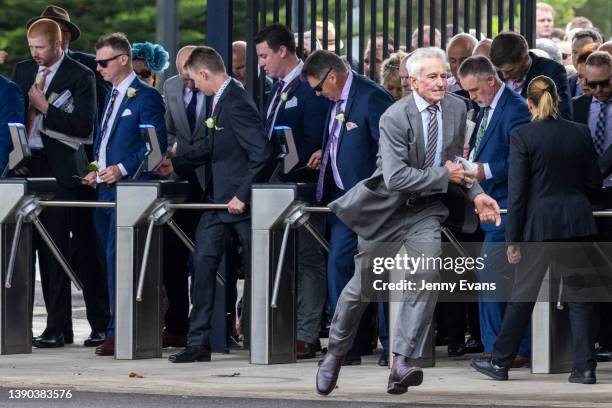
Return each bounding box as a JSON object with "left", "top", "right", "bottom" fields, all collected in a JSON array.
[
  {"left": 82, "top": 32, "right": 167, "bottom": 357},
  {"left": 572, "top": 50, "right": 612, "bottom": 364}
]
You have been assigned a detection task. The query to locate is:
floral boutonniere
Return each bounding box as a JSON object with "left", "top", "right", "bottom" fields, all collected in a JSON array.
[
  {"left": 280, "top": 92, "right": 288, "bottom": 102},
  {"left": 335, "top": 112, "right": 346, "bottom": 123},
  {"left": 126, "top": 87, "right": 138, "bottom": 99},
  {"left": 205, "top": 116, "right": 217, "bottom": 129},
  {"left": 87, "top": 161, "right": 100, "bottom": 172}
]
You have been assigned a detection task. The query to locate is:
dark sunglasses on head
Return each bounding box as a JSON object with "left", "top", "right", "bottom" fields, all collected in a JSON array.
[
  {"left": 135, "top": 69, "right": 152, "bottom": 79},
  {"left": 95, "top": 53, "right": 128, "bottom": 68},
  {"left": 314, "top": 67, "right": 333, "bottom": 92},
  {"left": 586, "top": 78, "right": 611, "bottom": 89}
]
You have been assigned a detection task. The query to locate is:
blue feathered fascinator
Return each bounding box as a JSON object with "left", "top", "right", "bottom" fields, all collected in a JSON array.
[{"left": 132, "top": 42, "right": 170, "bottom": 74}]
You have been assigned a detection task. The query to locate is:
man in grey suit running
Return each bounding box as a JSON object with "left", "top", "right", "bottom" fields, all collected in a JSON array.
[{"left": 316, "top": 48, "right": 501, "bottom": 396}]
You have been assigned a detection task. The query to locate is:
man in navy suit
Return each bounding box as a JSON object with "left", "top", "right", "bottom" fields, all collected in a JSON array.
[
  {"left": 490, "top": 31, "right": 572, "bottom": 120},
  {"left": 458, "top": 55, "right": 532, "bottom": 366},
  {"left": 303, "top": 50, "right": 394, "bottom": 364},
  {"left": 0, "top": 75, "right": 24, "bottom": 172},
  {"left": 83, "top": 33, "right": 167, "bottom": 356},
  {"left": 254, "top": 23, "right": 330, "bottom": 359}
]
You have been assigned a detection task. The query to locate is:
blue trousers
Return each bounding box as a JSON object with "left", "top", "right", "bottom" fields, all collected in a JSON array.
[
  {"left": 94, "top": 187, "right": 117, "bottom": 337},
  {"left": 478, "top": 227, "right": 531, "bottom": 357}
]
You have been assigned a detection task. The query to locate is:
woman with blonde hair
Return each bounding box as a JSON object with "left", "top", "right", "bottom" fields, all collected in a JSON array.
[
  {"left": 471, "top": 75, "right": 602, "bottom": 384},
  {"left": 380, "top": 51, "right": 408, "bottom": 100}
]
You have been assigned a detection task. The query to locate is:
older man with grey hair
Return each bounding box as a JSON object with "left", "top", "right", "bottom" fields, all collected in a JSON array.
[
  {"left": 315, "top": 47, "right": 501, "bottom": 396},
  {"left": 536, "top": 38, "right": 563, "bottom": 64}
]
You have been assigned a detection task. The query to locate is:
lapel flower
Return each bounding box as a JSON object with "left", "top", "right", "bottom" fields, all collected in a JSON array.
[
  {"left": 35, "top": 74, "right": 44, "bottom": 86},
  {"left": 280, "top": 92, "right": 288, "bottom": 102},
  {"left": 127, "top": 87, "right": 138, "bottom": 98},
  {"left": 87, "top": 161, "right": 100, "bottom": 172},
  {"left": 335, "top": 112, "right": 346, "bottom": 123},
  {"left": 205, "top": 116, "right": 216, "bottom": 129}
]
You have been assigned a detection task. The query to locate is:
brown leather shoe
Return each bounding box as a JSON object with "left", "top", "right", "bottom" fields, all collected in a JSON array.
[
  {"left": 387, "top": 354, "right": 423, "bottom": 395},
  {"left": 512, "top": 355, "right": 531, "bottom": 368},
  {"left": 162, "top": 330, "right": 187, "bottom": 348},
  {"left": 316, "top": 353, "right": 343, "bottom": 396},
  {"left": 95, "top": 336, "right": 114, "bottom": 356},
  {"left": 297, "top": 340, "right": 316, "bottom": 359}
]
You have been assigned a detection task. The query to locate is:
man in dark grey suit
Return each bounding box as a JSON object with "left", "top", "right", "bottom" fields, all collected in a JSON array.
[
  {"left": 159, "top": 45, "right": 209, "bottom": 348},
  {"left": 316, "top": 48, "right": 501, "bottom": 396}
]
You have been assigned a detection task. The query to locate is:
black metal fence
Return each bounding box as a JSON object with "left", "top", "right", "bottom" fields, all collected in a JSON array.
[{"left": 244, "top": 0, "right": 536, "bottom": 105}]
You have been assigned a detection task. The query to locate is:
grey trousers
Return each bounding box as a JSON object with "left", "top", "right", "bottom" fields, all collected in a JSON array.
[
  {"left": 328, "top": 204, "right": 444, "bottom": 359},
  {"left": 296, "top": 214, "right": 327, "bottom": 344}
]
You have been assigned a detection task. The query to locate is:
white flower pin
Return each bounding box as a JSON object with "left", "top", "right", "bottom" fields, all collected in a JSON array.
[
  {"left": 127, "top": 87, "right": 138, "bottom": 98},
  {"left": 205, "top": 116, "right": 216, "bottom": 129},
  {"left": 280, "top": 92, "right": 288, "bottom": 102},
  {"left": 335, "top": 112, "right": 346, "bottom": 123}
]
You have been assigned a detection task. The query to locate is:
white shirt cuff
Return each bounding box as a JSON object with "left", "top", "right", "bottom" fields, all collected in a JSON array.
[
  {"left": 483, "top": 163, "right": 493, "bottom": 180},
  {"left": 118, "top": 163, "right": 128, "bottom": 177}
]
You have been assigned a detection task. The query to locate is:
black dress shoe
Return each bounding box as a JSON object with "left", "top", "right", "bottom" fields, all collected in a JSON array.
[
  {"left": 316, "top": 353, "right": 343, "bottom": 395},
  {"left": 464, "top": 338, "right": 484, "bottom": 354},
  {"left": 568, "top": 368, "right": 596, "bottom": 384},
  {"left": 387, "top": 356, "right": 423, "bottom": 394},
  {"left": 378, "top": 350, "right": 389, "bottom": 367},
  {"left": 33, "top": 329, "right": 64, "bottom": 348},
  {"left": 168, "top": 346, "right": 211, "bottom": 363},
  {"left": 448, "top": 345, "right": 466, "bottom": 357},
  {"left": 83, "top": 330, "right": 106, "bottom": 347},
  {"left": 470, "top": 356, "right": 508, "bottom": 381}
]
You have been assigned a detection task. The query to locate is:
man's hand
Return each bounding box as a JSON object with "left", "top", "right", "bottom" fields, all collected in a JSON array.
[
  {"left": 462, "top": 143, "right": 470, "bottom": 159},
  {"left": 82, "top": 171, "right": 97, "bottom": 187},
  {"left": 166, "top": 143, "right": 177, "bottom": 159},
  {"left": 473, "top": 193, "right": 501, "bottom": 226},
  {"left": 28, "top": 85, "right": 49, "bottom": 114},
  {"left": 307, "top": 149, "right": 322, "bottom": 170},
  {"left": 507, "top": 245, "right": 521, "bottom": 264},
  {"left": 445, "top": 160, "right": 466, "bottom": 184},
  {"left": 14, "top": 167, "right": 29, "bottom": 176},
  {"left": 98, "top": 165, "right": 123, "bottom": 184},
  {"left": 473, "top": 163, "right": 486, "bottom": 182},
  {"left": 156, "top": 159, "right": 174, "bottom": 177},
  {"left": 228, "top": 196, "right": 246, "bottom": 215}
]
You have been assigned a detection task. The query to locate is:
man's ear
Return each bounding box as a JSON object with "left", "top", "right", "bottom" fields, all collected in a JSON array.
[{"left": 278, "top": 45, "right": 287, "bottom": 59}]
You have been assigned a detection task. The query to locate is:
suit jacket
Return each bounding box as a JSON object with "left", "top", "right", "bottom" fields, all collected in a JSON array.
[
  {"left": 264, "top": 73, "right": 330, "bottom": 182},
  {"left": 506, "top": 118, "right": 601, "bottom": 242},
  {"left": 0, "top": 75, "right": 24, "bottom": 171},
  {"left": 172, "top": 79, "right": 272, "bottom": 223},
  {"left": 320, "top": 72, "right": 395, "bottom": 202},
  {"left": 163, "top": 75, "right": 208, "bottom": 190},
  {"left": 93, "top": 76, "right": 167, "bottom": 177},
  {"left": 572, "top": 93, "right": 612, "bottom": 178},
  {"left": 568, "top": 74, "right": 579, "bottom": 98},
  {"left": 13, "top": 56, "right": 95, "bottom": 188},
  {"left": 472, "top": 86, "right": 530, "bottom": 225},
  {"left": 329, "top": 93, "right": 484, "bottom": 240},
  {"left": 505, "top": 52, "right": 572, "bottom": 120}
]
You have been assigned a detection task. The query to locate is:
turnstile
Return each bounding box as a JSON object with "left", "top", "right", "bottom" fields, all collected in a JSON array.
[{"left": 115, "top": 180, "right": 189, "bottom": 360}]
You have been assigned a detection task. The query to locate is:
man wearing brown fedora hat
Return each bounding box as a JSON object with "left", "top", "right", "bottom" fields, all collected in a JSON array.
[{"left": 26, "top": 6, "right": 111, "bottom": 349}]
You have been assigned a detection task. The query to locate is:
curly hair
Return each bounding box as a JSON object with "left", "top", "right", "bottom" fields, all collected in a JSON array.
[{"left": 132, "top": 42, "right": 170, "bottom": 74}]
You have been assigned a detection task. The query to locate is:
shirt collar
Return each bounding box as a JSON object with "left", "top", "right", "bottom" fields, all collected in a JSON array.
[
  {"left": 40, "top": 51, "right": 65, "bottom": 74},
  {"left": 489, "top": 84, "right": 505, "bottom": 110},
  {"left": 591, "top": 97, "right": 610, "bottom": 107},
  {"left": 413, "top": 91, "right": 441, "bottom": 113},
  {"left": 339, "top": 71, "right": 353, "bottom": 102},
  {"left": 281, "top": 60, "right": 304, "bottom": 87},
  {"left": 114, "top": 71, "right": 137, "bottom": 94}
]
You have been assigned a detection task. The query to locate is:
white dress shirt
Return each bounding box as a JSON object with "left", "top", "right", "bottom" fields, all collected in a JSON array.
[
  {"left": 30, "top": 52, "right": 65, "bottom": 149},
  {"left": 265, "top": 61, "right": 303, "bottom": 138}
]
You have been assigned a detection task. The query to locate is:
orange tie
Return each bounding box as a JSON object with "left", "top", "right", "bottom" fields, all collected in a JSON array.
[{"left": 26, "top": 68, "right": 51, "bottom": 137}]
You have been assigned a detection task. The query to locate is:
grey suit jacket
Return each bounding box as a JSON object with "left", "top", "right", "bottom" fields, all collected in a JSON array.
[
  {"left": 329, "top": 92, "right": 483, "bottom": 240},
  {"left": 163, "top": 75, "right": 208, "bottom": 189}
]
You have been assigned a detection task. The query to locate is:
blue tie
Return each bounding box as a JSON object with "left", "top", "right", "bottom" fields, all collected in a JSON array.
[{"left": 186, "top": 89, "right": 198, "bottom": 134}]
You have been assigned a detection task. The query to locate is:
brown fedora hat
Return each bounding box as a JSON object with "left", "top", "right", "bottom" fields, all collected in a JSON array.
[{"left": 26, "top": 5, "right": 81, "bottom": 42}]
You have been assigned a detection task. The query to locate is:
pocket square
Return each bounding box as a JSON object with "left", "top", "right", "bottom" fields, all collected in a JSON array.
[
  {"left": 284, "top": 96, "right": 298, "bottom": 109},
  {"left": 121, "top": 108, "right": 132, "bottom": 117},
  {"left": 346, "top": 121, "right": 359, "bottom": 131}
]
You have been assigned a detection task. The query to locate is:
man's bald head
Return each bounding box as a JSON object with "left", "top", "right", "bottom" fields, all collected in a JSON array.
[
  {"left": 447, "top": 33, "right": 478, "bottom": 78},
  {"left": 599, "top": 41, "right": 612, "bottom": 56},
  {"left": 232, "top": 41, "right": 248, "bottom": 84},
  {"left": 176, "top": 45, "right": 197, "bottom": 88},
  {"left": 473, "top": 39, "right": 493, "bottom": 57}
]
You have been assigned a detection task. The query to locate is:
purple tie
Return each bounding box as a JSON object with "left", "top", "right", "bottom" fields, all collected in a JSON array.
[{"left": 316, "top": 99, "right": 344, "bottom": 202}]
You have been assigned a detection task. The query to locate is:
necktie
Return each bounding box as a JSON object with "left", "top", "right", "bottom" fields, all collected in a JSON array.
[
  {"left": 594, "top": 101, "right": 609, "bottom": 155},
  {"left": 186, "top": 89, "right": 198, "bottom": 134},
  {"left": 423, "top": 104, "right": 439, "bottom": 168},
  {"left": 96, "top": 88, "right": 119, "bottom": 161},
  {"left": 316, "top": 99, "right": 344, "bottom": 202},
  {"left": 473, "top": 107, "right": 490, "bottom": 155},
  {"left": 265, "top": 79, "right": 285, "bottom": 136},
  {"left": 26, "top": 67, "right": 51, "bottom": 137}
]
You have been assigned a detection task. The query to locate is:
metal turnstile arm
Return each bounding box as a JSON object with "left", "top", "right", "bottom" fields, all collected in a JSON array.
[
  {"left": 136, "top": 218, "right": 156, "bottom": 302},
  {"left": 302, "top": 220, "right": 329, "bottom": 252},
  {"left": 4, "top": 214, "right": 24, "bottom": 288},
  {"left": 270, "top": 222, "right": 291, "bottom": 308}
]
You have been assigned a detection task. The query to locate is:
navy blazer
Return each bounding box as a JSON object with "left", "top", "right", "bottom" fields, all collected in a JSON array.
[
  {"left": 264, "top": 75, "right": 330, "bottom": 182},
  {"left": 473, "top": 86, "right": 530, "bottom": 224},
  {"left": 93, "top": 77, "right": 167, "bottom": 177},
  {"left": 320, "top": 72, "right": 394, "bottom": 201},
  {"left": 0, "top": 75, "right": 24, "bottom": 172}
]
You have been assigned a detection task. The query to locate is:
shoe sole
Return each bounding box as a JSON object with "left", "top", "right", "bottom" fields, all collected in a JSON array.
[
  {"left": 33, "top": 342, "right": 65, "bottom": 348},
  {"left": 387, "top": 369, "right": 423, "bottom": 395},
  {"left": 168, "top": 356, "right": 211, "bottom": 363},
  {"left": 470, "top": 362, "right": 508, "bottom": 381},
  {"left": 568, "top": 377, "right": 596, "bottom": 384}
]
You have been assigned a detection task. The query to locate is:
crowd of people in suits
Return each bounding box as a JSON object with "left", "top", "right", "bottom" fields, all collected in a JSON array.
[{"left": 0, "top": 1, "right": 611, "bottom": 396}]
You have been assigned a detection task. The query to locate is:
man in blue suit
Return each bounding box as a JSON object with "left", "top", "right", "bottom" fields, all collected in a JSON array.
[
  {"left": 303, "top": 50, "right": 394, "bottom": 364},
  {"left": 255, "top": 24, "right": 330, "bottom": 359},
  {"left": 0, "top": 75, "right": 24, "bottom": 172},
  {"left": 458, "top": 55, "right": 532, "bottom": 366},
  {"left": 83, "top": 33, "right": 167, "bottom": 356}
]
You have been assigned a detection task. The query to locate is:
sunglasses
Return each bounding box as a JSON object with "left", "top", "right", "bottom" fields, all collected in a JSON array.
[
  {"left": 586, "top": 78, "right": 611, "bottom": 89},
  {"left": 313, "top": 68, "right": 333, "bottom": 92},
  {"left": 135, "top": 69, "right": 152, "bottom": 79},
  {"left": 95, "top": 53, "right": 128, "bottom": 68}
]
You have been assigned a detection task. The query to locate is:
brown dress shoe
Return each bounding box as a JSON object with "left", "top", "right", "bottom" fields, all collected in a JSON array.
[
  {"left": 162, "top": 331, "right": 187, "bottom": 348},
  {"left": 387, "top": 354, "right": 423, "bottom": 395},
  {"left": 316, "top": 353, "right": 343, "bottom": 396},
  {"left": 95, "top": 336, "right": 114, "bottom": 356},
  {"left": 297, "top": 340, "right": 316, "bottom": 359},
  {"left": 512, "top": 355, "right": 531, "bottom": 368}
]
